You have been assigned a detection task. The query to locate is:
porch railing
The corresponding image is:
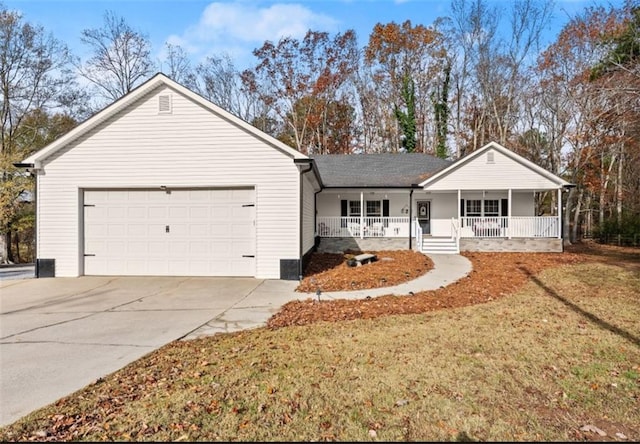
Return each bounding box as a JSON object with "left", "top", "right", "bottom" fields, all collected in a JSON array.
[
  {"left": 316, "top": 216, "right": 560, "bottom": 239},
  {"left": 459, "top": 216, "right": 559, "bottom": 238},
  {"left": 316, "top": 217, "right": 411, "bottom": 238}
]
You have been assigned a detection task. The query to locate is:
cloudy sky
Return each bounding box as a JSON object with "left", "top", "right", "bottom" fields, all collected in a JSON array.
[{"left": 3, "top": 0, "right": 626, "bottom": 70}]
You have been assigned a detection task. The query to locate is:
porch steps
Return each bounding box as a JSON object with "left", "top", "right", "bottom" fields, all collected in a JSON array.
[{"left": 422, "top": 236, "right": 459, "bottom": 254}]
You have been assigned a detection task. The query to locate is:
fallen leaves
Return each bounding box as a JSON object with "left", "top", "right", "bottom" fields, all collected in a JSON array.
[
  {"left": 268, "top": 249, "right": 590, "bottom": 329},
  {"left": 296, "top": 250, "right": 433, "bottom": 293}
]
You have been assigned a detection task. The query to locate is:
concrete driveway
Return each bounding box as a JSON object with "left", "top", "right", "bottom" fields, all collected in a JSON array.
[{"left": 0, "top": 275, "right": 298, "bottom": 427}]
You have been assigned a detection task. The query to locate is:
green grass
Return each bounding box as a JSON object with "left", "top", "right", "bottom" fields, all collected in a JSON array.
[{"left": 1, "top": 262, "right": 639, "bottom": 442}]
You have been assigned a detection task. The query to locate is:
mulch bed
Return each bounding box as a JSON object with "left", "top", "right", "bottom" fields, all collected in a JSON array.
[
  {"left": 267, "top": 241, "right": 638, "bottom": 329},
  {"left": 296, "top": 249, "right": 433, "bottom": 293}
]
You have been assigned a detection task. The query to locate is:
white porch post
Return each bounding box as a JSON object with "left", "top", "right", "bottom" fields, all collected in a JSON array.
[
  {"left": 508, "top": 188, "right": 512, "bottom": 239},
  {"left": 457, "top": 188, "right": 461, "bottom": 228},
  {"left": 557, "top": 188, "right": 562, "bottom": 239},
  {"left": 360, "top": 191, "right": 364, "bottom": 239}
]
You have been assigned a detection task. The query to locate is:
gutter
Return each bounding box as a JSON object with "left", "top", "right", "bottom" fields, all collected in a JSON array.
[{"left": 295, "top": 159, "right": 316, "bottom": 280}]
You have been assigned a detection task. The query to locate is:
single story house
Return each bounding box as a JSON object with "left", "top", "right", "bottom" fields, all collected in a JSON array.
[{"left": 17, "top": 73, "right": 573, "bottom": 280}]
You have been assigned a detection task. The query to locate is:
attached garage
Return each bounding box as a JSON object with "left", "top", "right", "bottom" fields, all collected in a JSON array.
[
  {"left": 18, "top": 73, "right": 321, "bottom": 279},
  {"left": 83, "top": 188, "right": 255, "bottom": 276}
]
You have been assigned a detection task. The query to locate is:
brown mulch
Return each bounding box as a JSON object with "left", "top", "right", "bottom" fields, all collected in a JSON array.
[
  {"left": 296, "top": 249, "right": 433, "bottom": 293},
  {"left": 266, "top": 241, "right": 639, "bottom": 330}
]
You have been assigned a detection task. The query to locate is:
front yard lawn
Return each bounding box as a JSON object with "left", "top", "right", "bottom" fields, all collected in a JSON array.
[{"left": 1, "top": 242, "right": 639, "bottom": 442}]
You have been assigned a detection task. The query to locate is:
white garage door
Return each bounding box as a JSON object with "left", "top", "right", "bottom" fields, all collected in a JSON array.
[{"left": 83, "top": 188, "right": 255, "bottom": 276}]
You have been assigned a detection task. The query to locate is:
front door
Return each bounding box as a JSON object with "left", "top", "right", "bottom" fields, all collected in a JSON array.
[{"left": 417, "top": 200, "right": 431, "bottom": 235}]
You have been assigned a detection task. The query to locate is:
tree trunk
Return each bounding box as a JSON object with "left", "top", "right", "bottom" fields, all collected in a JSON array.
[
  {"left": 0, "top": 232, "right": 11, "bottom": 264},
  {"left": 563, "top": 187, "right": 575, "bottom": 246},
  {"left": 571, "top": 187, "right": 584, "bottom": 243},
  {"left": 616, "top": 142, "right": 624, "bottom": 225}
]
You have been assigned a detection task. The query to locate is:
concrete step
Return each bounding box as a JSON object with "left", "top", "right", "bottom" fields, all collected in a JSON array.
[{"left": 422, "top": 237, "right": 459, "bottom": 254}]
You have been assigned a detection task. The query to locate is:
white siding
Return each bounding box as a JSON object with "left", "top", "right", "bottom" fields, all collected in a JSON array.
[
  {"left": 37, "top": 85, "right": 300, "bottom": 278},
  {"left": 425, "top": 148, "right": 562, "bottom": 191},
  {"left": 302, "top": 173, "right": 317, "bottom": 254},
  {"left": 512, "top": 192, "right": 534, "bottom": 216}
]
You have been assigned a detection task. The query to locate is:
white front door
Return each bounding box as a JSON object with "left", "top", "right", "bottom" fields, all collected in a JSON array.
[{"left": 83, "top": 188, "right": 255, "bottom": 276}]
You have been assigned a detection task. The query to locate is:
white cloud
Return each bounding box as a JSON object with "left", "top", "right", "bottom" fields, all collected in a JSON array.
[{"left": 164, "top": 2, "right": 338, "bottom": 67}]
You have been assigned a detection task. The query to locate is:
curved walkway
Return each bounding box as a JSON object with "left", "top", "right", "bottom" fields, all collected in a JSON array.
[
  {"left": 311, "top": 253, "right": 473, "bottom": 300},
  {"left": 186, "top": 253, "right": 473, "bottom": 338}
]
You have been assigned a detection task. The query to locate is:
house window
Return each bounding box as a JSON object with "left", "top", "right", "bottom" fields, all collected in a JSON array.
[
  {"left": 484, "top": 199, "right": 499, "bottom": 216},
  {"left": 349, "top": 200, "right": 361, "bottom": 217},
  {"left": 466, "top": 199, "right": 482, "bottom": 217},
  {"left": 366, "top": 200, "right": 381, "bottom": 217}
]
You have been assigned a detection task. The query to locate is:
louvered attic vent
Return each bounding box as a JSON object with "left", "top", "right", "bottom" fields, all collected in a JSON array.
[
  {"left": 158, "top": 94, "right": 172, "bottom": 114},
  {"left": 487, "top": 151, "right": 495, "bottom": 163}
]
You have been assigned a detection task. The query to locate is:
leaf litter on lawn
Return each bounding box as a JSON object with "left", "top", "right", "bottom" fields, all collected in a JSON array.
[{"left": 1, "top": 241, "right": 639, "bottom": 441}]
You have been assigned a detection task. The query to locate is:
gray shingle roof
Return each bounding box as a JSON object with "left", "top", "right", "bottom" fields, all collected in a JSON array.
[{"left": 310, "top": 153, "right": 453, "bottom": 187}]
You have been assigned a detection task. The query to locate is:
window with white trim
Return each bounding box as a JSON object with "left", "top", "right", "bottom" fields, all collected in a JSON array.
[
  {"left": 349, "top": 200, "right": 361, "bottom": 217},
  {"left": 484, "top": 199, "right": 499, "bottom": 216},
  {"left": 366, "top": 200, "right": 381, "bottom": 217},
  {"left": 466, "top": 199, "right": 482, "bottom": 217}
]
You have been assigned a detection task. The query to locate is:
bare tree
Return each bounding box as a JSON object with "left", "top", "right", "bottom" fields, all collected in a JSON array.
[
  {"left": 77, "top": 10, "right": 156, "bottom": 102},
  {"left": 446, "top": 0, "right": 553, "bottom": 156},
  {"left": 0, "top": 6, "right": 77, "bottom": 263},
  {"left": 161, "top": 43, "right": 192, "bottom": 84},
  {"left": 188, "top": 54, "right": 252, "bottom": 120}
]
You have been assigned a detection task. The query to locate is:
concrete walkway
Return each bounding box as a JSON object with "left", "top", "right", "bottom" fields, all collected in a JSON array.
[{"left": 183, "top": 253, "right": 472, "bottom": 338}]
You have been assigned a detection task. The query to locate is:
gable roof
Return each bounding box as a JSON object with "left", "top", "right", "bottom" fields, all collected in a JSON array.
[
  {"left": 310, "top": 153, "right": 453, "bottom": 188},
  {"left": 20, "top": 72, "right": 308, "bottom": 167},
  {"left": 418, "top": 141, "right": 573, "bottom": 189}
]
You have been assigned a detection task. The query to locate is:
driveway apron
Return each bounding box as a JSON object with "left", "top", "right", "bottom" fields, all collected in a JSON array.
[{"left": 0, "top": 276, "right": 284, "bottom": 427}]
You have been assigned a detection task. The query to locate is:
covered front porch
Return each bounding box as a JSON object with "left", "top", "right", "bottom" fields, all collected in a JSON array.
[{"left": 315, "top": 188, "right": 564, "bottom": 254}]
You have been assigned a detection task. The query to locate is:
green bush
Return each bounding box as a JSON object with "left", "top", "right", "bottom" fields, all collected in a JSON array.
[{"left": 593, "top": 214, "right": 640, "bottom": 246}]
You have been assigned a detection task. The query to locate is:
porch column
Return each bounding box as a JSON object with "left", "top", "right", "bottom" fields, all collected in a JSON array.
[
  {"left": 508, "top": 188, "right": 512, "bottom": 239},
  {"left": 557, "top": 188, "right": 562, "bottom": 239},
  {"left": 457, "top": 189, "right": 461, "bottom": 220},
  {"left": 360, "top": 190, "right": 364, "bottom": 239}
]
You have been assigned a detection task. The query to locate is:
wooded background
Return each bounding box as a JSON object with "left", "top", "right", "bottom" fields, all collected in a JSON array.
[{"left": 1, "top": 0, "right": 638, "bottom": 263}]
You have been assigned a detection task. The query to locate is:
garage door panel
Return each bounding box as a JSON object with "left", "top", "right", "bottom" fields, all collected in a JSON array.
[
  {"left": 189, "top": 224, "right": 209, "bottom": 236},
  {"left": 127, "top": 225, "right": 148, "bottom": 236},
  {"left": 84, "top": 188, "right": 255, "bottom": 277},
  {"left": 148, "top": 241, "right": 168, "bottom": 255},
  {"left": 127, "top": 207, "right": 146, "bottom": 218},
  {"left": 189, "top": 241, "right": 209, "bottom": 255},
  {"left": 189, "top": 207, "right": 209, "bottom": 218},
  {"left": 148, "top": 207, "right": 168, "bottom": 218}
]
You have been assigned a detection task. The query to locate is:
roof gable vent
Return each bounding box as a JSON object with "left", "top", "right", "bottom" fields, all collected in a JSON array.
[
  {"left": 487, "top": 151, "right": 495, "bottom": 163},
  {"left": 158, "top": 94, "right": 172, "bottom": 114}
]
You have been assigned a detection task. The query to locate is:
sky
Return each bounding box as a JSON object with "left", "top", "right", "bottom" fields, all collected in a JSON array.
[{"left": 2, "top": 0, "right": 627, "bottom": 71}]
